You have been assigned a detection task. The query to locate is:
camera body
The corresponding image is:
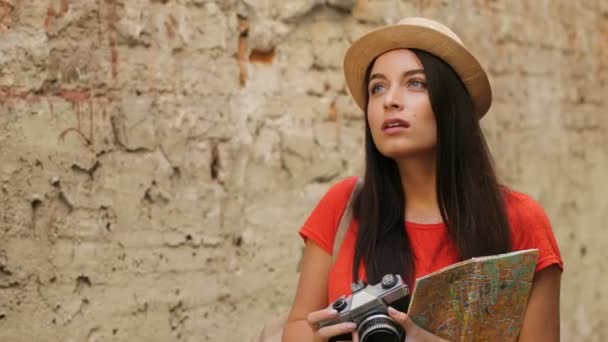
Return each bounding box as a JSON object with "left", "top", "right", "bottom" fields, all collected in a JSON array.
[{"left": 319, "top": 274, "right": 410, "bottom": 342}]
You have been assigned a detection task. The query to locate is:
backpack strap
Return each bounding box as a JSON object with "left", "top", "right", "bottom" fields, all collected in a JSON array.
[{"left": 331, "top": 177, "right": 362, "bottom": 264}]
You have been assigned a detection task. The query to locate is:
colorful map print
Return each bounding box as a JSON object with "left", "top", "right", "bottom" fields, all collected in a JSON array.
[{"left": 407, "top": 249, "right": 539, "bottom": 341}]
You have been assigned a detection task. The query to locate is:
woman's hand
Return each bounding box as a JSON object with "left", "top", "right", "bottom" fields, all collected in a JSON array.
[
  {"left": 307, "top": 307, "right": 358, "bottom": 342},
  {"left": 387, "top": 307, "right": 448, "bottom": 342}
]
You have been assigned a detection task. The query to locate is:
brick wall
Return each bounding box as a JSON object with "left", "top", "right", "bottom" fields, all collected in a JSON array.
[{"left": 0, "top": 0, "right": 606, "bottom": 341}]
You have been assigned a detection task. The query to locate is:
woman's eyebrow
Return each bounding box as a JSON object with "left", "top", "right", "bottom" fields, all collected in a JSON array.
[{"left": 369, "top": 69, "right": 425, "bottom": 83}]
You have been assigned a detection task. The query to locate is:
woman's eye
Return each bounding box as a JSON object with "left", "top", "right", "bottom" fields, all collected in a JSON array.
[
  {"left": 370, "top": 84, "right": 385, "bottom": 94},
  {"left": 409, "top": 79, "right": 427, "bottom": 88}
]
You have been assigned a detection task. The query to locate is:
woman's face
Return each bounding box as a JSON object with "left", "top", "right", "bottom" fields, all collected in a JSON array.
[{"left": 366, "top": 49, "right": 437, "bottom": 160}]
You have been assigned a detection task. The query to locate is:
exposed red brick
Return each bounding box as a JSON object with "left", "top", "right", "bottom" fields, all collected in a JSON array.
[
  {"left": 44, "top": 2, "right": 56, "bottom": 31},
  {"left": 165, "top": 16, "right": 176, "bottom": 40},
  {"left": 352, "top": 0, "right": 367, "bottom": 17},
  {"left": 249, "top": 48, "right": 275, "bottom": 64},
  {"left": 95, "top": 0, "right": 103, "bottom": 42},
  {"left": 106, "top": 0, "right": 119, "bottom": 79},
  {"left": 238, "top": 15, "right": 248, "bottom": 36},
  {"left": 0, "top": 86, "right": 33, "bottom": 105},
  {"left": 57, "top": 88, "right": 92, "bottom": 104},
  {"left": 43, "top": 0, "right": 69, "bottom": 31},
  {"left": 0, "top": 86, "right": 97, "bottom": 146},
  {"left": 238, "top": 40, "right": 248, "bottom": 86},
  {"left": 600, "top": 18, "right": 608, "bottom": 71},
  {"left": 0, "top": 1, "right": 13, "bottom": 32},
  {"left": 0, "top": 87, "right": 96, "bottom": 105},
  {"left": 238, "top": 16, "right": 249, "bottom": 87},
  {"left": 111, "top": 47, "right": 118, "bottom": 78},
  {"left": 328, "top": 100, "right": 338, "bottom": 122},
  {"left": 59, "top": 0, "right": 69, "bottom": 17}
]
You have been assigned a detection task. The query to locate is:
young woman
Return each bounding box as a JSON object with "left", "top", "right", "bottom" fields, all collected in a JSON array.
[{"left": 282, "top": 17, "right": 562, "bottom": 342}]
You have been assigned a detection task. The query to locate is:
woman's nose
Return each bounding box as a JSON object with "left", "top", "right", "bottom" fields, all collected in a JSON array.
[{"left": 383, "top": 87, "right": 404, "bottom": 111}]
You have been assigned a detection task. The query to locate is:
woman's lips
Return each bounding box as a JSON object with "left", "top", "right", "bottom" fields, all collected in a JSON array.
[{"left": 382, "top": 117, "right": 411, "bottom": 134}]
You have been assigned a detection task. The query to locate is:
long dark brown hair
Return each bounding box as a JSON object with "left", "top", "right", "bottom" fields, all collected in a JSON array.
[{"left": 351, "top": 49, "right": 512, "bottom": 286}]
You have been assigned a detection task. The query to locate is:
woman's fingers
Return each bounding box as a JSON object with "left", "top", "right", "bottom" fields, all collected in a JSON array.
[
  {"left": 387, "top": 306, "right": 414, "bottom": 330},
  {"left": 307, "top": 307, "right": 338, "bottom": 326},
  {"left": 316, "top": 322, "right": 357, "bottom": 340},
  {"left": 388, "top": 307, "right": 447, "bottom": 342},
  {"left": 307, "top": 307, "right": 357, "bottom": 341}
]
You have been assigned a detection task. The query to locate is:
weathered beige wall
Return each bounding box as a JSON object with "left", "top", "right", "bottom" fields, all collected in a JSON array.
[{"left": 0, "top": 0, "right": 606, "bottom": 341}]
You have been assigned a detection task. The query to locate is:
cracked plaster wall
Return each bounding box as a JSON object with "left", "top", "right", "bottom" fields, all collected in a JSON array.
[{"left": 0, "top": 0, "right": 606, "bottom": 341}]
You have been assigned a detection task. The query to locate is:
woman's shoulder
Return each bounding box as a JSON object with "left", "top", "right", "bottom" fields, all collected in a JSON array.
[
  {"left": 502, "top": 188, "right": 551, "bottom": 228},
  {"left": 502, "top": 188, "right": 563, "bottom": 272},
  {"left": 298, "top": 176, "right": 360, "bottom": 254},
  {"left": 332, "top": 175, "right": 360, "bottom": 188},
  {"left": 317, "top": 176, "right": 360, "bottom": 204},
  {"left": 301, "top": 176, "right": 360, "bottom": 226}
]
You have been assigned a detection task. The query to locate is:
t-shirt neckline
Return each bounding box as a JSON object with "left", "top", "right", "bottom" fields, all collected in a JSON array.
[{"left": 405, "top": 221, "right": 446, "bottom": 230}]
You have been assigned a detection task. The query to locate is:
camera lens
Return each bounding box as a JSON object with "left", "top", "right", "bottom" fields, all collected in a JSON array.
[{"left": 358, "top": 314, "right": 403, "bottom": 342}]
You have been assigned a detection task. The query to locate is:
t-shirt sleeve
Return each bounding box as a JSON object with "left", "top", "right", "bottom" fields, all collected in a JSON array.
[
  {"left": 507, "top": 191, "right": 564, "bottom": 273},
  {"left": 298, "top": 177, "right": 359, "bottom": 255}
]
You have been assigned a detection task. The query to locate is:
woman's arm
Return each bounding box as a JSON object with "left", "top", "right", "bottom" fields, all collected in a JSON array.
[
  {"left": 518, "top": 265, "right": 562, "bottom": 341},
  {"left": 282, "top": 240, "right": 333, "bottom": 342}
]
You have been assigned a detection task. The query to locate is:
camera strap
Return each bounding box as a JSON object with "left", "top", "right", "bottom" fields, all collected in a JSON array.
[{"left": 331, "top": 177, "right": 362, "bottom": 264}]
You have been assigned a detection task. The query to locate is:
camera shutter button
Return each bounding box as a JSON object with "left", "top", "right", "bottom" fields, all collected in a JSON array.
[
  {"left": 332, "top": 298, "right": 348, "bottom": 312},
  {"left": 381, "top": 274, "right": 398, "bottom": 289}
]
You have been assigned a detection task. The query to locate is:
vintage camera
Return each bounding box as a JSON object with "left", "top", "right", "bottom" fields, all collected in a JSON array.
[{"left": 318, "top": 274, "right": 410, "bottom": 342}]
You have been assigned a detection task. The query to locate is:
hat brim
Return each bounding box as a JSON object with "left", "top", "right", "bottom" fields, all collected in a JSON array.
[{"left": 343, "top": 24, "right": 492, "bottom": 118}]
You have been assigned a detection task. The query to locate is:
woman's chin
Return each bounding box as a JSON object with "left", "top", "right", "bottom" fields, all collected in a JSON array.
[
  {"left": 380, "top": 149, "right": 415, "bottom": 160},
  {"left": 379, "top": 146, "right": 435, "bottom": 160}
]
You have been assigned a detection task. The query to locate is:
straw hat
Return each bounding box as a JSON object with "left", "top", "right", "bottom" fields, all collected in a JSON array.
[{"left": 343, "top": 17, "right": 492, "bottom": 118}]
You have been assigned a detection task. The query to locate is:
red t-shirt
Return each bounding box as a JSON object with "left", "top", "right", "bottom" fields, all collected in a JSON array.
[{"left": 299, "top": 176, "right": 564, "bottom": 303}]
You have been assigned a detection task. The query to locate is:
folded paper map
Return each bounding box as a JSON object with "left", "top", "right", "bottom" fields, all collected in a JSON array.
[{"left": 407, "top": 249, "right": 539, "bottom": 341}]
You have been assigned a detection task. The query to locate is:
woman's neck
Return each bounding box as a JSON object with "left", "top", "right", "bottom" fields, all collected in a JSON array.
[{"left": 396, "top": 153, "right": 442, "bottom": 224}]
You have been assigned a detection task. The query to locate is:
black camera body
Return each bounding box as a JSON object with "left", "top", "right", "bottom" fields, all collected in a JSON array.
[{"left": 318, "top": 274, "right": 410, "bottom": 342}]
